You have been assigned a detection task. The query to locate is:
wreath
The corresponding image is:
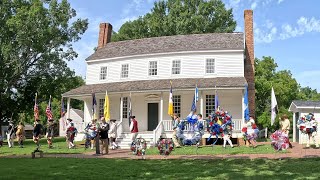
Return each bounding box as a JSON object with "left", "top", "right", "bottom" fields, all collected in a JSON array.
[
  {"left": 157, "top": 138, "right": 174, "bottom": 155},
  {"left": 131, "top": 138, "right": 147, "bottom": 156},
  {"left": 297, "top": 113, "right": 317, "bottom": 134},
  {"left": 270, "top": 130, "right": 290, "bottom": 151}
]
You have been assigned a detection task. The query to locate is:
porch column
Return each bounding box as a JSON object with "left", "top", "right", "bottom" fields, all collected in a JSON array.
[
  {"left": 293, "top": 111, "right": 296, "bottom": 142},
  {"left": 200, "top": 91, "right": 204, "bottom": 116},
  {"left": 160, "top": 92, "right": 163, "bottom": 121},
  {"left": 120, "top": 95, "right": 123, "bottom": 122},
  {"left": 67, "top": 97, "right": 71, "bottom": 118}
]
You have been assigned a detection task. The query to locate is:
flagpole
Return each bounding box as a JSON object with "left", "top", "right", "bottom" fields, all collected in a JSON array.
[{"left": 34, "top": 93, "right": 37, "bottom": 121}]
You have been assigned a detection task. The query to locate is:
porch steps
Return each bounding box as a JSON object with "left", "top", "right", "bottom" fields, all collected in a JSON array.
[{"left": 116, "top": 132, "right": 155, "bottom": 149}]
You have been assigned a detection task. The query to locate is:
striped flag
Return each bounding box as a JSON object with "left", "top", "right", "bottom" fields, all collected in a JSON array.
[
  {"left": 61, "top": 97, "right": 65, "bottom": 117},
  {"left": 168, "top": 81, "right": 174, "bottom": 117},
  {"left": 46, "top": 95, "right": 53, "bottom": 120},
  {"left": 190, "top": 85, "right": 199, "bottom": 112},
  {"left": 34, "top": 93, "right": 39, "bottom": 121}
]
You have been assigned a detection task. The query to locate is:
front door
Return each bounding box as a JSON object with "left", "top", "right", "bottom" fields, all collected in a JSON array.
[{"left": 148, "top": 103, "right": 159, "bottom": 131}]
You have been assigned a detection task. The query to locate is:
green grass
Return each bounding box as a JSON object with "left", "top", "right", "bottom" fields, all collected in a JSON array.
[
  {"left": 147, "top": 144, "right": 286, "bottom": 155},
  {"left": 0, "top": 137, "right": 93, "bottom": 156},
  {"left": 0, "top": 158, "right": 319, "bottom": 179}
]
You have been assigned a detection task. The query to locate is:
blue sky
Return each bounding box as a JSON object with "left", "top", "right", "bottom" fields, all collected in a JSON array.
[{"left": 67, "top": 0, "right": 320, "bottom": 91}]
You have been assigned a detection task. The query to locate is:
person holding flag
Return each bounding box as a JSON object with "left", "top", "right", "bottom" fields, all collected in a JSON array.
[{"left": 45, "top": 95, "right": 55, "bottom": 148}]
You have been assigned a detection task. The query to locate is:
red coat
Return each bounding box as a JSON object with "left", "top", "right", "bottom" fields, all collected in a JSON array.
[{"left": 131, "top": 119, "right": 139, "bottom": 133}]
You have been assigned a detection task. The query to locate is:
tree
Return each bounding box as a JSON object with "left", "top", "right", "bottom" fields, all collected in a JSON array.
[
  {"left": 112, "top": 0, "right": 236, "bottom": 41},
  {"left": 255, "top": 56, "right": 320, "bottom": 130},
  {"left": 0, "top": 0, "right": 88, "bottom": 122}
]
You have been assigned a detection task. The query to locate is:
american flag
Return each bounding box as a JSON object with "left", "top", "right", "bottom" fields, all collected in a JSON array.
[
  {"left": 61, "top": 97, "right": 65, "bottom": 117},
  {"left": 34, "top": 93, "right": 39, "bottom": 120},
  {"left": 46, "top": 95, "right": 53, "bottom": 120}
]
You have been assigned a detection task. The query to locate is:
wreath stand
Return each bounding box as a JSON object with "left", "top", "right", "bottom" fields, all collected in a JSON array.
[{"left": 31, "top": 147, "right": 43, "bottom": 159}]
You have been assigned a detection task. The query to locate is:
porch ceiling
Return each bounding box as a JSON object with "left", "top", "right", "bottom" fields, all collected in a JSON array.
[{"left": 62, "top": 77, "right": 247, "bottom": 97}]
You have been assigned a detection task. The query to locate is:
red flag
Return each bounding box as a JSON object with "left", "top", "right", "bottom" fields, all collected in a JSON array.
[
  {"left": 46, "top": 95, "right": 53, "bottom": 120},
  {"left": 34, "top": 93, "right": 39, "bottom": 121}
]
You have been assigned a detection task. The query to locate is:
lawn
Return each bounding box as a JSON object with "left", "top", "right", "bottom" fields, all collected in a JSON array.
[
  {"left": 147, "top": 144, "right": 286, "bottom": 155},
  {"left": 0, "top": 137, "right": 93, "bottom": 156},
  {"left": 0, "top": 158, "right": 319, "bottom": 179}
]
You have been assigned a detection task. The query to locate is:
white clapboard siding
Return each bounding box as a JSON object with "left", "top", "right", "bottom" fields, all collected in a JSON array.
[{"left": 86, "top": 51, "right": 244, "bottom": 85}]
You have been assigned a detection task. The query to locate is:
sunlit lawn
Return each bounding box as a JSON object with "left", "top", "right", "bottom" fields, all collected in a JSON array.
[
  {"left": 0, "top": 137, "right": 93, "bottom": 156},
  {"left": 0, "top": 158, "right": 319, "bottom": 179},
  {"left": 147, "top": 144, "right": 287, "bottom": 155}
]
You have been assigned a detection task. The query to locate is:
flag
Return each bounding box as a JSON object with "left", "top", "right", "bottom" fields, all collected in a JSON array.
[
  {"left": 128, "top": 92, "right": 132, "bottom": 126},
  {"left": 61, "top": 97, "right": 65, "bottom": 117},
  {"left": 190, "top": 85, "right": 199, "bottom": 112},
  {"left": 104, "top": 91, "right": 110, "bottom": 121},
  {"left": 34, "top": 93, "right": 39, "bottom": 121},
  {"left": 46, "top": 95, "right": 53, "bottom": 120},
  {"left": 271, "top": 87, "right": 278, "bottom": 126},
  {"left": 215, "top": 89, "right": 220, "bottom": 111},
  {"left": 244, "top": 85, "right": 250, "bottom": 121},
  {"left": 168, "top": 81, "right": 174, "bottom": 117},
  {"left": 92, "top": 93, "right": 97, "bottom": 119}
]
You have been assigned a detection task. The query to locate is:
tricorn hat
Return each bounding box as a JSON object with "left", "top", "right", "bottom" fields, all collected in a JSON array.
[{"left": 67, "top": 118, "right": 73, "bottom": 121}]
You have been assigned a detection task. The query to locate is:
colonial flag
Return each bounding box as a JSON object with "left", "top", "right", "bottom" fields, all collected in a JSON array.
[
  {"left": 46, "top": 95, "right": 53, "bottom": 120},
  {"left": 244, "top": 85, "right": 250, "bottom": 121},
  {"left": 190, "top": 85, "right": 199, "bottom": 112},
  {"left": 128, "top": 92, "right": 132, "bottom": 126},
  {"left": 168, "top": 81, "right": 174, "bottom": 117},
  {"left": 61, "top": 97, "right": 65, "bottom": 117},
  {"left": 92, "top": 93, "right": 97, "bottom": 119},
  {"left": 271, "top": 87, "right": 278, "bottom": 126},
  {"left": 215, "top": 89, "right": 220, "bottom": 111},
  {"left": 104, "top": 91, "right": 110, "bottom": 121},
  {"left": 34, "top": 93, "right": 39, "bottom": 121}
]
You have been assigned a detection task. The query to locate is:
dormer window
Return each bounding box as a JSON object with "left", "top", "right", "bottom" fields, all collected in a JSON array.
[
  {"left": 121, "top": 64, "right": 129, "bottom": 78},
  {"left": 100, "top": 66, "right": 108, "bottom": 80},
  {"left": 172, "top": 60, "right": 181, "bottom": 75},
  {"left": 148, "top": 61, "right": 158, "bottom": 76},
  {"left": 206, "top": 59, "right": 215, "bottom": 74}
]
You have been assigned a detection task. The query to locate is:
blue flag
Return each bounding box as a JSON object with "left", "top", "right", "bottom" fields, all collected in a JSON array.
[
  {"left": 244, "top": 85, "right": 250, "bottom": 121},
  {"left": 92, "top": 93, "right": 97, "bottom": 119},
  {"left": 190, "top": 86, "right": 199, "bottom": 112},
  {"left": 215, "top": 90, "right": 220, "bottom": 111}
]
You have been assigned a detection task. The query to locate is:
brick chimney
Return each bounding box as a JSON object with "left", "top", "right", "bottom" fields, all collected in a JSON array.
[
  {"left": 98, "top": 23, "right": 113, "bottom": 49},
  {"left": 244, "top": 10, "right": 255, "bottom": 117}
]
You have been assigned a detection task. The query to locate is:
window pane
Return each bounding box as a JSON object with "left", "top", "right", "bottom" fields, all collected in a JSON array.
[
  {"left": 173, "top": 95, "right": 181, "bottom": 117},
  {"left": 149, "top": 61, "right": 158, "bottom": 76},
  {"left": 206, "top": 59, "right": 215, "bottom": 74},
  {"left": 121, "top": 64, "right": 129, "bottom": 78},
  {"left": 99, "top": 99, "right": 105, "bottom": 118},
  {"left": 172, "top": 60, "right": 181, "bottom": 75},
  {"left": 100, "top": 66, "right": 107, "bottom": 80},
  {"left": 205, "top": 95, "right": 215, "bottom": 117},
  {"left": 122, "top": 97, "right": 128, "bottom": 118}
]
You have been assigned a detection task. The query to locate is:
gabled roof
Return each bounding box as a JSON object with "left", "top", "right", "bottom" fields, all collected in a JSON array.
[
  {"left": 63, "top": 77, "right": 247, "bottom": 97},
  {"left": 289, "top": 100, "right": 320, "bottom": 112},
  {"left": 86, "top": 33, "right": 244, "bottom": 61}
]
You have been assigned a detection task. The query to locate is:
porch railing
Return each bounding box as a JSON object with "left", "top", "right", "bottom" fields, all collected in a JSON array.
[
  {"left": 162, "top": 119, "right": 243, "bottom": 132},
  {"left": 116, "top": 121, "right": 123, "bottom": 138},
  {"left": 153, "top": 120, "right": 164, "bottom": 146}
]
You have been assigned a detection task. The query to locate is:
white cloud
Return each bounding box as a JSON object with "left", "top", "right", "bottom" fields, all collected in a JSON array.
[
  {"left": 255, "top": 27, "right": 277, "bottom": 43},
  {"left": 251, "top": 2, "right": 257, "bottom": 10},
  {"left": 277, "top": 0, "right": 284, "bottom": 4}
]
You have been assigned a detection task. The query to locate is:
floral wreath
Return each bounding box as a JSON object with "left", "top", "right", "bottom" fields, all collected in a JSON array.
[
  {"left": 157, "top": 138, "right": 174, "bottom": 155},
  {"left": 297, "top": 113, "right": 317, "bottom": 134},
  {"left": 131, "top": 138, "right": 147, "bottom": 156},
  {"left": 270, "top": 130, "right": 290, "bottom": 151}
]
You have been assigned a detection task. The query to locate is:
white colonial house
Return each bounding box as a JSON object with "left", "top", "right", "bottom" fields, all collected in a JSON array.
[
  {"left": 63, "top": 10, "right": 256, "bottom": 148},
  {"left": 289, "top": 100, "right": 320, "bottom": 145}
]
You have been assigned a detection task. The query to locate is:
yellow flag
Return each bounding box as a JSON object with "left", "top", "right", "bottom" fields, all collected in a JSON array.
[
  {"left": 168, "top": 81, "right": 174, "bottom": 117},
  {"left": 104, "top": 91, "right": 110, "bottom": 121}
]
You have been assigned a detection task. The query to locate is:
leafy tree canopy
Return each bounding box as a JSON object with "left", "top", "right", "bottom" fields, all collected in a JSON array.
[
  {"left": 112, "top": 0, "right": 236, "bottom": 41},
  {"left": 0, "top": 0, "right": 88, "bottom": 122}
]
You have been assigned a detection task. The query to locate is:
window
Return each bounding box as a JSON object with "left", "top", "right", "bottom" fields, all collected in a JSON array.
[
  {"left": 173, "top": 95, "right": 181, "bottom": 117},
  {"left": 99, "top": 99, "right": 105, "bottom": 118},
  {"left": 172, "top": 60, "right": 181, "bottom": 75},
  {"left": 122, "top": 97, "right": 128, "bottom": 118},
  {"left": 148, "top": 61, "right": 158, "bottom": 76},
  {"left": 205, "top": 95, "right": 215, "bottom": 117},
  {"left": 206, "top": 59, "right": 215, "bottom": 74},
  {"left": 121, "top": 64, "right": 129, "bottom": 78},
  {"left": 100, "top": 66, "right": 108, "bottom": 80}
]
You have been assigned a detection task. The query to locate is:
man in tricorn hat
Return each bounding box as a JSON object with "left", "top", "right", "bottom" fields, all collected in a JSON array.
[
  {"left": 66, "top": 118, "right": 76, "bottom": 149},
  {"left": 46, "top": 119, "right": 55, "bottom": 148},
  {"left": 33, "top": 119, "right": 43, "bottom": 149}
]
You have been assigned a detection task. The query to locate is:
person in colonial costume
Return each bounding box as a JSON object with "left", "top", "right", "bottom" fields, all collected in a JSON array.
[
  {"left": 172, "top": 114, "right": 181, "bottom": 148},
  {"left": 86, "top": 119, "right": 98, "bottom": 149},
  {"left": 46, "top": 119, "right": 55, "bottom": 148},
  {"left": 297, "top": 113, "right": 319, "bottom": 148},
  {"left": 222, "top": 112, "right": 234, "bottom": 148},
  {"left": 130, "top": 116, "right": 138, "bottom": 142},
  {"left": 109, "top": 119, "right": 118, "bottom": 149},
  {"left": 6, "top": 120, "right": 15, "bottom": 148},
  {"left": 279, "top": 114, "right": 292, "bottom": 148},
  {"left": 99, "top": 117, "right": 109, "bottom": 155},
  {"left": 66, "top": 118, "right": 77, "bottom": 149},
  {"left": 16, "top": 122, "right": 25, "bottom": 148},
  {"left": 33, "top": 119, "right": 43, "bottom": 149},
  {"left": 242, "top": 116, "right": 259, "bottom": 148}
]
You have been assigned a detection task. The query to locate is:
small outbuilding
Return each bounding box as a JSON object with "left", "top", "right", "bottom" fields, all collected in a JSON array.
[{"left": 289, "top": 100, "right": 320, "bottom": 144}]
